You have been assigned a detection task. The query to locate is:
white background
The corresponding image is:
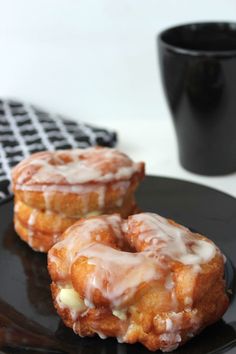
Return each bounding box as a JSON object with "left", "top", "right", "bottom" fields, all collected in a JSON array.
[{"left": 0, "top": 0, "right": 235, "bottom": 196}]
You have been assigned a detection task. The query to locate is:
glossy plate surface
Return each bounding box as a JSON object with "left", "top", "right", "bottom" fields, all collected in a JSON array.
[{"left": 0, "top": 176, "right": 235, "bottom": 354}]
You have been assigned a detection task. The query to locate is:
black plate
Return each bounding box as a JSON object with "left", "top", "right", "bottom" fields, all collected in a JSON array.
[{"left": 0, "top": 176, "right": 235, "bottom": 354}]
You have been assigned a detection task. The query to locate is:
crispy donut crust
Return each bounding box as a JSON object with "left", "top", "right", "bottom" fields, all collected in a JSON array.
[
  {"left": 13, "top": 180, "right": 139, "bottom": 218},
  {"left": 15, "top": 198, "right": 77, "bottom": 235},
  {"left": 14, "top": 215, "right": 59, "bottom": 252},
  {"left": 48, "top": 213, "right": 229, "bottom": 352},
  {"left": 13, "top": 176, "right": 141, "bottom": 217},
  {"left": 14, "top": 199, "right": 76, "bottom": 252},
  {"left": 50, "top": 278, "right": 228, "bottom": 351}
]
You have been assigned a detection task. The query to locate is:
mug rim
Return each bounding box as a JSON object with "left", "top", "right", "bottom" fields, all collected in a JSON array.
[{"left": 158, "top": 21, "right": 236, "bottom": 57}]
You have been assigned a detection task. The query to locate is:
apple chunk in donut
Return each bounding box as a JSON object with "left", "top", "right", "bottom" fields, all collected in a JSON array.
[
  {"left": 11, "top": 147, "right": 144, "bottom": 252},
  {"left": 47, "top": 213, "right": 229, "bottom": 352}
]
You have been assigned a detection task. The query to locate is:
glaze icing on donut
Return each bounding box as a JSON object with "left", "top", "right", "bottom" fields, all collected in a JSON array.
[
  {"left": 48, "top": 212, "right": 228, "bottom": 351},
  {"left": 12, "top": 147, "right": 144, "bottom": 221},
  {"left": 123, "top": 213, "right": 216, "bottom": 265},
  {"left": 12, "top": 147, "right": 143, "bottom": 188},
  {"left": 51, "top": 213, "right": 216, "bottom": 306}
]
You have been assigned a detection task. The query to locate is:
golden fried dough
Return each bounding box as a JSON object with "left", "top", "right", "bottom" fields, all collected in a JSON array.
[
  {"left": 48, "top": 213, "right": 229, "bottom": 352},
  {"left": 14, "top": 215, "right": 59, "bottom": 252}
]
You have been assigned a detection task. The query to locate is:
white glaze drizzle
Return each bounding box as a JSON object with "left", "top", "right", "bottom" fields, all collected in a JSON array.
[
  {"left": 43, "top": 189, "right": 54, "bottom": 211},
  {"left": 50, "top": 215, "right": 124, "bottom": 279},
  {"left": 27, "top": 210, "right": 37, "bottom": 246},
  {"left": 160, "top": 333, "right": 182, "bottom": 352},
  {"left": 28, "top": 209, "right": 37, "bottom": 227},
  {"left": 80, "top": 243, "right": 160, "bottom": 307},
  {"left": 27, "top": 229, "right": 34, "bottom": 247},
  {"left": 97, "top": 185, "right": 106, "bottom": 209},
  {"left": 81, "top": 193, "right": 89, "bottom": 215},
  {"left": 14, "top": 202, "right": 20, "bottom": 213},
  {"left": 124, "top": 213, "right": 216, "bottom": 265},
  {"left": 96, "top": 331, "right": 107, "bottom": 339},
  {"left": 49, "top": 213, "right": 218, "bottom": 311},
  {"left": 13, "top": 147, "right": 143, "bottom": 187}
]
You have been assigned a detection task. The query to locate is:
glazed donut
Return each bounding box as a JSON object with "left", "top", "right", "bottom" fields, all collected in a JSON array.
[
  {"left": 12, "top": 147, "right": 144, "bottom": 217},
  {"left": 48, "top": 212, "right": 229, "bottom": 352},
  {"left": 12, "top": 147, "right": 144, "bottom": 252}
]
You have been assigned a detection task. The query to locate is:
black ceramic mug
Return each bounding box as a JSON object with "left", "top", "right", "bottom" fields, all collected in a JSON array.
[{"left": 158, "top": 22, "right": 236, "bottom": 175}]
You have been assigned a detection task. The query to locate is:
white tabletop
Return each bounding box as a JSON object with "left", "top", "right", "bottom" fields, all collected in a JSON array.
[{"left": 96, "top": 118, "right": 236, "bottom": 198}]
